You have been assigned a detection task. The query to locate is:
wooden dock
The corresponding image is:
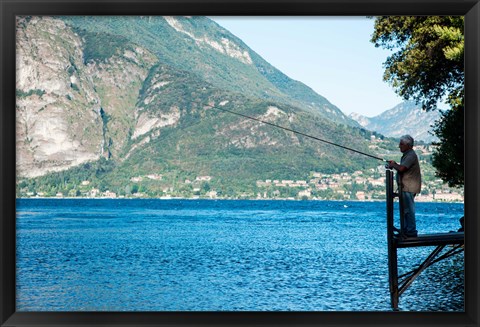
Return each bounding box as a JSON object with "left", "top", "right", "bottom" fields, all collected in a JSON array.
[
  {"left": 394, "top": 232, "right": 464, "bottom": 248},
  {"left": 385, "top": 169, "right": 464, "bottom": 310}
]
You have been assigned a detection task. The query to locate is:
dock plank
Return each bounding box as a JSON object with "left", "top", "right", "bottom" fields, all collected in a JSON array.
[{"left": 394, "top": 232, "right": 464, "bottom": 248}]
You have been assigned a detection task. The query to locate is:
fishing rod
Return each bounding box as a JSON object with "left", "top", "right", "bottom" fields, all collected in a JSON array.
[{"left": 213, "top": 106, "right": 387, "bottom": 162}]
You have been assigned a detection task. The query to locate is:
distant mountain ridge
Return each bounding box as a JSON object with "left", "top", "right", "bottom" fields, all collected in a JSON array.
[{"left": 348, "top": 101, "right": 442, "bottom": 143}]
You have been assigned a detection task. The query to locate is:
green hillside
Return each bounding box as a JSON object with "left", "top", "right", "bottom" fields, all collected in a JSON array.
[{"left": 62, "top": 16, "right": 356, "bottom": 125}]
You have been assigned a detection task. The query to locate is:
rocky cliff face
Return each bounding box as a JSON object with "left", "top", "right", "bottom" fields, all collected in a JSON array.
[
  {"left": 16, "top": 17, "right": 103, "bottom": 177},
  {"left": 84, "top": 43, "right": 157, "bottom": 159},
  {"left": 16, "top": 16, "right": 157, "bottom": 178}
]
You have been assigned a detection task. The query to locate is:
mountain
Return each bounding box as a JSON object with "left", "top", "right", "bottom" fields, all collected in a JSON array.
[
  {"left": 15, "top": 16, "right": 394, "bottom": 198},
  {"left": 348, "top": 102, "right": 442, "bottom": 143},
  {"left": 65, "top": 16, "right": 357, "bottom": 125}
]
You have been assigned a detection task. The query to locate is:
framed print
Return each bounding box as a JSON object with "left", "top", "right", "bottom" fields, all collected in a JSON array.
[{"left": 1, "top": 0, "right": 479, "bottom": 326}]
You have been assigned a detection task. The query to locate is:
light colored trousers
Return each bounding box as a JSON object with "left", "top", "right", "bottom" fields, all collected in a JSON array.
[{"left": 402, "top": 191, "right": 417, "bottom": 236}]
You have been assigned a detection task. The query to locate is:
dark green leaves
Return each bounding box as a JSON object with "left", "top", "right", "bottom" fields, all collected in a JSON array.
[{"left": 371, "top": 16, "right": 464, "bottom": 187}]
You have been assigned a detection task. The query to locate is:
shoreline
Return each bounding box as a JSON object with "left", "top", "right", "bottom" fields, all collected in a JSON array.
[{"left": 16, "top": 196, "right": 465, "bottom": 204}]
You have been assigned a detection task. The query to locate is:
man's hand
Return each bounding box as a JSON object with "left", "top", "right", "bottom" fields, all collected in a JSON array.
[{"left": 388, "top": 160, "right": 408, "bottom": 172}]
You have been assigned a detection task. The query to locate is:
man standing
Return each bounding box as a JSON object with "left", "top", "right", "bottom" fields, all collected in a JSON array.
[{"left": 388, "top": 135, "right": 422, "bottom": 238}]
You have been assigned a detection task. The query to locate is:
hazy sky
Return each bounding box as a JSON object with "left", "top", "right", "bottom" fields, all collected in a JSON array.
[{"left": 210, "top": 16, "right": 406, "bottom": 118}]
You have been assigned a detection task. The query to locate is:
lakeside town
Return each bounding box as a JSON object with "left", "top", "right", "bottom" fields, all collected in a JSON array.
[
  {"left": 20, "top": 156, "right": 463, "bottom": 203},
  {"left": 22, "top": 171, "right": 463, "bottom": 202}
]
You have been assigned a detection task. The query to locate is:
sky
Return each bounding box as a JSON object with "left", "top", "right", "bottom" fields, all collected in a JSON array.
[{"left": 209, "top": 16, "right": 405, "bottom": 118}]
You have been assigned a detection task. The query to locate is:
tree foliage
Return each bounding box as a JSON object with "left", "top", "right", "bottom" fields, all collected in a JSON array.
[
  {"left": 371, "top": 16, "right": 464, "bottom": 187},
  {"left": 431, "top": 90, "right": 464, "bottom": 187}
]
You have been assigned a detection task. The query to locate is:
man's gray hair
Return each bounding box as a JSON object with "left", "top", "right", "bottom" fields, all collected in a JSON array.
[{"left": 400, "top": 135, "right": 414, "bottom": 147}]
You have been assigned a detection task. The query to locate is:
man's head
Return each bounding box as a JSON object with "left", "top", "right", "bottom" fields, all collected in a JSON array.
[{"left": 399, "top": 135, "right": 414, "bottom": 153}]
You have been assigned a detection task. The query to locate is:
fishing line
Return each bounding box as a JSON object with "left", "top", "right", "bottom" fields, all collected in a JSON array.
[{"left": 212, "top": 106, "right": 387, "bottom": 162}]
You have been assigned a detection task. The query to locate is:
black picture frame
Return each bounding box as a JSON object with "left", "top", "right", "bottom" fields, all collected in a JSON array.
[{"left": 1, "top": 0, "right": 478, "bottom": 326}]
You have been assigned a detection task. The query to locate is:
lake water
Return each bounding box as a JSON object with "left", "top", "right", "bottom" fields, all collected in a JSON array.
[{"left": 16, "top": 199, "right": 464, "bottom": 312}]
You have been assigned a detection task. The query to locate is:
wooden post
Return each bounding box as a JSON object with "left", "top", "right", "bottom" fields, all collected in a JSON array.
[
  {"left": 398, "top": 176, "right": 405, "bottom": 234},
  {"left": 386, "top": 169, "right": 399, "bottom": 310}
]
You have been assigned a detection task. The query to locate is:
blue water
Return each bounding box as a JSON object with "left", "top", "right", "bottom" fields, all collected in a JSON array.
[{"left": 16, "top": 199, "right": 464, "bottom": 312}]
